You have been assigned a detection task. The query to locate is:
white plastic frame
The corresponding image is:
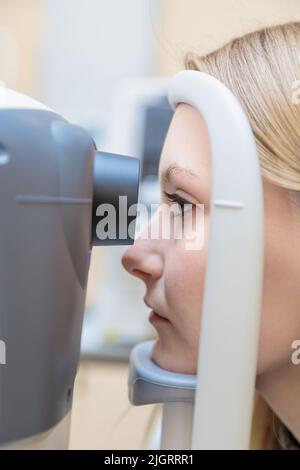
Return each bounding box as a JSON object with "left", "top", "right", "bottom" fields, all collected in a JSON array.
[{"left": 167, "top": 70, "right": 264, "bottom": 450}]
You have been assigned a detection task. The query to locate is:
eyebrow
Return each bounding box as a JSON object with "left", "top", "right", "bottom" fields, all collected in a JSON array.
[{"left": 160, "top": 164, "right": 199, "bottom": 186}]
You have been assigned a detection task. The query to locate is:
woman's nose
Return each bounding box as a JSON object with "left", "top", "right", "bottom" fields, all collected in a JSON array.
[{"left": 121, "top": 239, "right": 163, "bottom": 282}]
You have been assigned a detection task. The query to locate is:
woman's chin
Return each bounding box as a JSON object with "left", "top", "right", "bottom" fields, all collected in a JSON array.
[{"left": 151, "top": 338, "right": 197, "bottom": 374}]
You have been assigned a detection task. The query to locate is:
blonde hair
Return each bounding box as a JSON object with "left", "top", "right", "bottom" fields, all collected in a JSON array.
[
  {"left": 185, "top": 22, "right": 300, "bottom": 192},
  {"left": 184, "top": 21, "right": 300, "bottom": 449}
]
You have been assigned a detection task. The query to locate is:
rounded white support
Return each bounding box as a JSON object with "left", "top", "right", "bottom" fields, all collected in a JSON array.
[
  {"left": 168, "top": 70, "right": 264, "bottom": 449},
  {"left": 160, "top": 403, "right": 194, "bottom": 450}
]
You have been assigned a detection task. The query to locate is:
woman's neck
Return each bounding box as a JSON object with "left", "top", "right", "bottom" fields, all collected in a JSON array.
[{"left": 256, "top": 361, "right": 300, "bottom": 443}]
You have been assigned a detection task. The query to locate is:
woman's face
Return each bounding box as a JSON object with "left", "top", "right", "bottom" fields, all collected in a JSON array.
[{"left": 122, "top": 103, "right": 300, "bottom": 376}]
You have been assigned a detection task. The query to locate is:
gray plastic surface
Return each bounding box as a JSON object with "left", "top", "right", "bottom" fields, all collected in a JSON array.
[
  {"left": 0, "top": 109, "right": 94, "bottom": 444},
  {"left": 0, "top": 109, "right": 140, "bottom": 443},
  {"left": 92, "top": 151, "right": 140, "bottom": 245},
  {"left": 128, "top": 341, "right": 196, "bottom": 405}
]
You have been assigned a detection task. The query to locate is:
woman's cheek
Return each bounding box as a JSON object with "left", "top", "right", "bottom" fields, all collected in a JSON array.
[
  {"left": 164, "top": 211, "right": 209, "bottom": 353},
  {"left": 165, "top": 242, "right": 205, "bottom": 338}
]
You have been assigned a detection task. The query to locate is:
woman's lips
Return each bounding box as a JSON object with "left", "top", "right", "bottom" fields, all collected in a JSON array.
[{"left": 149, "top": 310, "right": 170, "bottom": 324}]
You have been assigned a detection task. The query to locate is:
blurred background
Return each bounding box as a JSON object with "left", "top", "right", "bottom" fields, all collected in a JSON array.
[{"left": 1, "top": 0, "right": 300, "bottom": 449}]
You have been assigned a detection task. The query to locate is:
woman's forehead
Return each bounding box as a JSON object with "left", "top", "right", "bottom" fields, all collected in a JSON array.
[{"left": 159, "top": 103, "right": 211, "bottom": 182}]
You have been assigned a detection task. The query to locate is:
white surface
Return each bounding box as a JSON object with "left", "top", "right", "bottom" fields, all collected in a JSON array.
[
  {"left": 39, "top": 0, "right": 161, "bottom": 138},
  {"left": 104, "top": 76, "right": 169, "bottom": 155},
  {"left": 161, "top": 403, "right": 194, "bottom": 450}
]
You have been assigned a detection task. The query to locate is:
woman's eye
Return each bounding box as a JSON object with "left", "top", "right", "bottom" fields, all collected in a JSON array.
[{"left": 162, "top": 191, "right": 194, "bottom": 214}]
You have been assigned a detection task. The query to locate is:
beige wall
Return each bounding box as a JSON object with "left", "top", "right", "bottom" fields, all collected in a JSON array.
[
  {"left": 0, "top": 0, "right": 40, "bottom": 95},
  {"left": 70, "top": 361, "right": 158, "bottom": 449},
  {"left": 158, "top": 0, "right": 300, "bottom": 75},
  {"left": 2, "top": 1, "right": 300, "bottom": 93}
]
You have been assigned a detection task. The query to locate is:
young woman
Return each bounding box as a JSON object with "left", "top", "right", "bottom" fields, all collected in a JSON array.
[{"left": 122, "top": 22, "right": 300, "bottom": 450}]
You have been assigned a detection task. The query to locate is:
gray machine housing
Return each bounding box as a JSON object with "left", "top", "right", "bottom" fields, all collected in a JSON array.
[{"left": 0, "top": 108, "right": 139, "bottom": 444}]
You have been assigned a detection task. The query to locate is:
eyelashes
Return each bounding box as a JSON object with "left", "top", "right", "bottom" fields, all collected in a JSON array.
[{"left": 162, "top": 191, "right": 194, "bottom": 214}]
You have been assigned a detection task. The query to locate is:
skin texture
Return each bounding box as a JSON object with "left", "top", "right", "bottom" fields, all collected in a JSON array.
[{"left": 122, "top": 103, "right": 300, "bottom": 439}]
